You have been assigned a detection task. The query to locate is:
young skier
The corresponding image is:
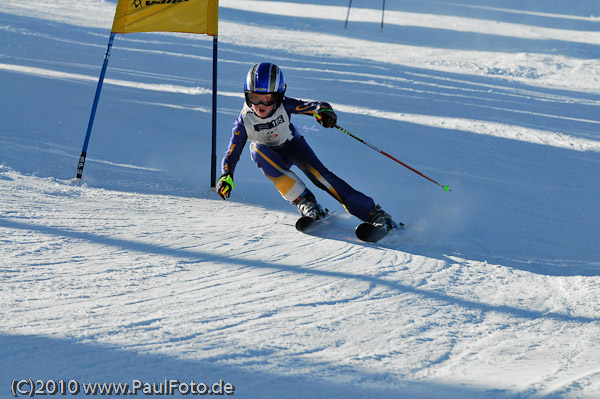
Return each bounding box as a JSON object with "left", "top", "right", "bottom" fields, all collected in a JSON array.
[{"left": 216, "top": 62, "right": 399, "bottom": 231}]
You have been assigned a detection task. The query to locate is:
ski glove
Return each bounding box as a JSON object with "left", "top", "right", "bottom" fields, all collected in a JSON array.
[
  {"left": 316, "top": 108, "right": 337, "bottom": 128},
  {"left": 216, "top": 173, "right": 235, "bottom": 200}
]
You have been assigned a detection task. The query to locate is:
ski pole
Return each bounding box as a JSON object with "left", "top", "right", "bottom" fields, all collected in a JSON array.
[{"left": 334, "top": 124, "right": 451, "bottom": 192}]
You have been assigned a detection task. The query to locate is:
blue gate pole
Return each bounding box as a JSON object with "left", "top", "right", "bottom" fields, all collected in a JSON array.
[
  {"left": 75, "top": 32, "right": 115, "bottom": 182},
  {"left": 344, "top": 0, "right": 353, "bottom": 28},
  {"left": 210, "top": 35, "right": 218, "bottom": 189},
  {"left": 381, "top": 0, "right": 386, "bottom": 32}
]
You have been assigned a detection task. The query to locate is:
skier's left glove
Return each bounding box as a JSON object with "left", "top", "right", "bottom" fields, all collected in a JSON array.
[
  {"left": 216, "top": 173, "right": 235, "bottom": 200},
  {"left": 316, "top": 108, "right": 337, "bottom": 128}
]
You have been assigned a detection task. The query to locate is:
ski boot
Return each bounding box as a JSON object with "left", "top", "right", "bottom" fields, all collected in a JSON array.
[
  {"left": 292, "top": 189, "right": 328, "bottom": 220},
  {"left": 368, "top": 205, "right": 402, "bottom": 231}
]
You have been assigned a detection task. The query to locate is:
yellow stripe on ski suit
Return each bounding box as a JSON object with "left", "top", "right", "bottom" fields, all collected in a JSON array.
[
  {"left": 251, "top": 144, "right": 305, "bottom": 201},
  {"left": 223, "top": 143, "right": 236, "bottom": 174},
  {"left": 301, "top": 163, "right": 350, "bottom": 213}
]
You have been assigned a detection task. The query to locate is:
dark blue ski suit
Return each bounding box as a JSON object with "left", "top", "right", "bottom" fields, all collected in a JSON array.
[{"left": 221, "top": 97, "right": 376, "bottom": 221}]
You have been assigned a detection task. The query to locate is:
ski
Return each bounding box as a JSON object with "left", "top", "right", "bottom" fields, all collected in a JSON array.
[
  {"left": 296, "top": 213, "right": 402, "bottom": 243},
  {"left": 355, "top": 222, "right": 405, "bottom": 243},
  {"left": 355, "top": 222, "right": 389, "bottom": 243},
  {"left": 295, "top": 216, "right": 319, "bottom": 232},
  {"left": 295, "top": 211, "right": 334, "bottom": 233}
]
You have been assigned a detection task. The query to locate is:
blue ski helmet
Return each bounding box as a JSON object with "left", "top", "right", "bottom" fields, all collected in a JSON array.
[{"left": 244, "top": 63, "right": 286, "bottom": 107}]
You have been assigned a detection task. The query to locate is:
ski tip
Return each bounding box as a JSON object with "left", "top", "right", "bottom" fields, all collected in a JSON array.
[
  {"left": 355, "top": 222, "right": 389, "bottom": 243},
  {"left": 295, "top": 216, "right": 316, "bottom": 232}
]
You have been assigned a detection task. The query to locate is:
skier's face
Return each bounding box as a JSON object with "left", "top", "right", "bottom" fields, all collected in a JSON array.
[
  {"left": 248, "top": 93, "right": 276, "bottom": 118},
  {"left": 252, "top": 102, "right": 274, "bottom": 118}
]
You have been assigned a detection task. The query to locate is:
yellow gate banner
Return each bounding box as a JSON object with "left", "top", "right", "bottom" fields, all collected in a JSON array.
[{"left": 111, "top": 0, "right": 218, "bottom": 35}]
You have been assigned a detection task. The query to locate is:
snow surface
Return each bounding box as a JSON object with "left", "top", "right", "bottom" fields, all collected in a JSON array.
[{"left": 1, "top": 0, "right": 600, "bottom": 398}]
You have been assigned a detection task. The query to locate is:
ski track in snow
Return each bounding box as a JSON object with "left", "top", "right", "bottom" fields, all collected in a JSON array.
[
  {"left": 1, "top": 0, "right": 600, "bottom": 398},
  {"left": 2, "top": 168, "right": 599, "bottom": 398}
]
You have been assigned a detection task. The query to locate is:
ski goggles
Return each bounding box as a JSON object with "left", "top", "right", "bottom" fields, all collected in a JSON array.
[{"left": 247, "top": 92, "right": 277, "bottom": 106}]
